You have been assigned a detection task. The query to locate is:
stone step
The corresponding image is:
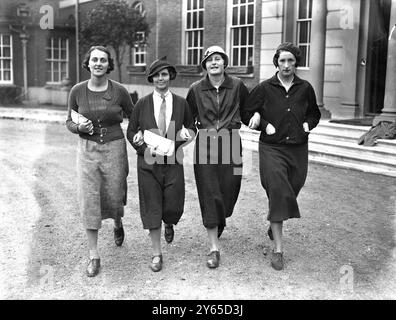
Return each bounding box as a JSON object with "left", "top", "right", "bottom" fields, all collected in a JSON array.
[
  {"left": 316, "top": 120, "right": 370, "bottom": 135},
  {"left": 309, "top": 135, "right": 396, "bottom": 156},
  {"left": 308, "top": 154, "right": 396, "bottom": 177},
  {"left": 308, "top": 142, "right": 396, "bottom": 168},
  {"left": 239, "top": 123, "right": 396, "bottom": 177},
  {"left": 376, "top": 138, "right": 396, "bottom": 149}
]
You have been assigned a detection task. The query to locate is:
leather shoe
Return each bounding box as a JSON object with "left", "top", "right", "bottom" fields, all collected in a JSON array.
[
  {"left": 114, "top": 226, "right": 125, "bottom": 246},
  {"left": 86, "top": 258, "right": 100, "bottom": 277},
  {"left": 150, "top": 255, "right": 163, "bottom": 272},
  {"left": 270, "top": 250, "right": 284, "bottom": 271},
  {"left": 217, "top": 225, "right": 224, "bottom": 238},
  {"left": 206, "top": 250, "right": 220, "bottom": 269},
  {"left": 164, "top": 224, "right": 174, "bottom": 243},
  {"left": 267, "top": 226, "right": 274, "bottom": 241}
]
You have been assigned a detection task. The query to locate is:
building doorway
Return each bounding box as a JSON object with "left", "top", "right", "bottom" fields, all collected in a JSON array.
[{"left": 364, "top": 0, "right": 391, "bottom": 115}]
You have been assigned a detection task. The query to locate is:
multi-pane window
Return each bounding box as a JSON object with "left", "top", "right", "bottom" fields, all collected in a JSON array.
[
  {"left": 133, "top": 1, "right": 146, "bottom": 16},
  {"left": 185, "top": 0, "right": 204, "bottom": 65},
  {"left": 296, "top": 0, "right": 312, "bottom": 68},
  {"left": 0, "top": 34, "right": 13, "bottom": 84},
  {"left": 230, "top": 0, "right": 255, "bottom": 67},
  {"left": 133, "top": 32, "right": 146, "bottom": 66},
  {"left": 46, "top": 37, "right": 69, "bottom": 83}
]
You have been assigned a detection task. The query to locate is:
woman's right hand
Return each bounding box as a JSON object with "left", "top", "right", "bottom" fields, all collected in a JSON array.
[
  {"left": 248, "top": 112, "right": 261, "bottom": 130},
  {"left": 78, "top": 120, "right": 93, "bottom": 135},
  {"left": 265, "top": 123, "right": 276, "bottom": 135}
]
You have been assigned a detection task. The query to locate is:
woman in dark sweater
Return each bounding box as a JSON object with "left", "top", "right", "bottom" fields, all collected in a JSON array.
[
  {"left": 244, "top": 42, "right": 321, "bottom": 271},
  {"left": 66, "top": 46, "right": 134, "bottom": 277},
  {"left": 127, "top": 57, "right": 196, "bottom": 272}
]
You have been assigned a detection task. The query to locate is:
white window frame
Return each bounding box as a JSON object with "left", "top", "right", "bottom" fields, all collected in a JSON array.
[
  {"left": 133, "top": 1, "right": 146, "bottom": 17},
  {"left": 0, "top": 34, "right": 13, "bottom": 84},
  {"left": 182, "top": 0, "right": 205, "bottom": 66},
  {"left": 227, "top": 0, "right": 255, "bottom": 67},
  {"left": 296, "top": 0, "right": 312, "bottom": 69},
  {"left": 132, "top": 32, "right": 147, "bottom": 66},
  {"left": 46, "top": 37, "right": 69, "bottom": 84}
]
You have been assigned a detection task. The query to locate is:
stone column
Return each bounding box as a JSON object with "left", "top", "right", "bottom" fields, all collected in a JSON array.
[
  {"left": 310, "top": 0, "right": 331, "bottom": 118},
  {"left": 373, "top": 0, "right": 396, "bottom": 125},
  {"left": 339, "top": 0, "right": 361, "bottom": 119}
]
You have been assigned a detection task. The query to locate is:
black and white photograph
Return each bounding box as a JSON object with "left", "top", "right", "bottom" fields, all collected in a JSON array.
[{"left": 0, "top": 0, "right": 395, "bottom": 305}]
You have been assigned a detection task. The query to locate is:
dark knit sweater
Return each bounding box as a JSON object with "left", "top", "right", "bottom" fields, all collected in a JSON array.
[
  {"left": 66, "top": 79, "right": 134, "bottom": 144},
  {"left": 244, "top": 73, "right": 321, "bottom": 145}
]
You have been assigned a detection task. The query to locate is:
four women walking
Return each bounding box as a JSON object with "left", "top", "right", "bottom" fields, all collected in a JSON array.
[{"left": 67, "top": 42, "right": 320, "bottom": 276}]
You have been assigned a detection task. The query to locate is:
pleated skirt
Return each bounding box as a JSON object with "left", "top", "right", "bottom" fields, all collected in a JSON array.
[
  {"left": 77, "top": 137, "right": 129, "bottom": 229},
  {"left": 258, "top": 141, "right": 308, "bottom": 222}
]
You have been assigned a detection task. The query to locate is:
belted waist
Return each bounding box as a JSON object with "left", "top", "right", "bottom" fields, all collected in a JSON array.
[
  {"left": 92, "top": 124, "right": 122, "bottom": 136},
  {"left": 197, "top": 127, "right": 241, "bottom": 136}
]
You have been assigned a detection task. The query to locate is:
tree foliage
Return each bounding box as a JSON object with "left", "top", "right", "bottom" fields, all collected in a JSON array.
[{"left": 80, "top": 0, "right": 150, "bottom": 81}]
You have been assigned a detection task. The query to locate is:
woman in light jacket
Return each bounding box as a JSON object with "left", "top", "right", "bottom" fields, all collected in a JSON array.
[{"left": 186, "top": 46, "right": 259, "bottom": 269}]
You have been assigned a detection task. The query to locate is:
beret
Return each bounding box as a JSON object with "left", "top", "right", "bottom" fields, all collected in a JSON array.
[{"left": 273, "top": 42, "right": 301, "bottom": 67}]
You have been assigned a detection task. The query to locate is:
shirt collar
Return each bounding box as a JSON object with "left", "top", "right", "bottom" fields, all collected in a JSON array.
[
  {"left": 269, "top": 72, "right": 303, "bottom": 86},
  {"left": 201, "top": 72, "right": 234, "bottom": 90},
  {"left": 153, "top": 89, "right": 171, "bottom": 98}
]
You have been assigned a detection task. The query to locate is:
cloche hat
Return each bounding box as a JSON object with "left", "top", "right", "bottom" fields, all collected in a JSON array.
[
  {"left": 147, "top": 56, "right": 177, "bottom": 83},
  {"left": 200, "top": 46, "right": 229, "bottom": 70}
]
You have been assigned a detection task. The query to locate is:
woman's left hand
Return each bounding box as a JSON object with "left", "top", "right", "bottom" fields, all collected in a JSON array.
[
  {"left": 248, "top": 112, "right": 261, "bottom": 130},
  {"left": 133, "top": 130, "right": 144, "bottom": 146},
  {"left": 180, "top": 126, "right": 193, "bottom": 141},
  {"left": 303, "top": 122, "right": 310, "bottom": 133}
]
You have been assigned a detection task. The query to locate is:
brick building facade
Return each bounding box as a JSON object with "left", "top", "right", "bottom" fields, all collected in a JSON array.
[{"left": 1, "top": 0, "right": 395, "bottom": 123}]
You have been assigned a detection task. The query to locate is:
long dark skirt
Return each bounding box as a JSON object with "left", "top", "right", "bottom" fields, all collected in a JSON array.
[
  {"left": 259, "top": 141, "right": 308, "bottom": 222},
  {"left": 137, "top": 156, "right": 185, "bottom": 229},
  {"left": 194, "top": 130, "right": 242, "bottom": 229},
  {"left": 77, "top": 137, "right": 128, "bottom": 229}
]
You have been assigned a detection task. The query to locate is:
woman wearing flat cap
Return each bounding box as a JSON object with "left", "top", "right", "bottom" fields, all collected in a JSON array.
[
  {"left": 127, "top": 57, "right": 196, "bottom": 272},
  {"left": 186, "top": 46, "right": 259, "bottom": 269},
  {"left": 66, "top": 45, "right": 134, "bottom": 277},
  {"left": 244, "top": 42, "right": 321, "bottom": 270}
]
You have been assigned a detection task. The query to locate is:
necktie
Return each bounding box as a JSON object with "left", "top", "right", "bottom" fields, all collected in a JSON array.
[{"left": 158, "top": 94, "right": 167, "bottom": 136}]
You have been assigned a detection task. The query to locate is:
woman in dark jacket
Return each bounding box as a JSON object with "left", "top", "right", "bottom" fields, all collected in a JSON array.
[
  {"left": 245, "top": 42, "right": 321, "bottom": 270},
  {"left": 127, "top": 57, "right": 196, "bottom": 272},
  {"left": 186, "top": 46, "right": 258, "bottom": 269},
  {"left": 66, "top": 46, "right": 134, "bottom": 277}
]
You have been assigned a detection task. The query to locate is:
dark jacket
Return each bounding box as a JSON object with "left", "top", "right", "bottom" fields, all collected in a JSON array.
[
  {"left": 126, "top": 92, "right": 196, "bottom": 164},
  {"left": 245, "top": 73, "right": 321, "bottom": 145},
  {"left": 186, "top": 73, "right": 249, "bottom": 131}
]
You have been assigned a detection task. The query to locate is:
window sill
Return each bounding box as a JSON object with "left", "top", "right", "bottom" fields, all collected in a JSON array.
[
  {"left": 226, "top": 66, "right": 254, "bottom": 77},
  {"left": 45, "top": 83, "right": 63, "bottom": 89},
  {"left": 127, "top": 65, "right": 146, "bottom": 74},
  {"left": 175, "top": 64, "right": 203, "bottom": 75}
]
